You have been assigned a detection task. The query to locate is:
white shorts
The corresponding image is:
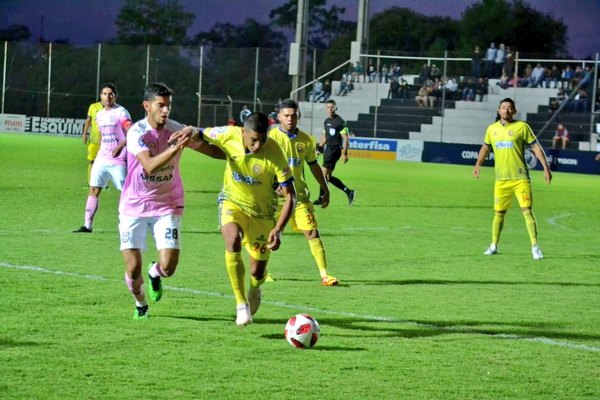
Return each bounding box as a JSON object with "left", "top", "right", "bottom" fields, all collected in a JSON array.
[
  {"left": 119, "top": 214, "right": 182, "bottom": 251},
  {"left": 90, "top": 159, "right": 126, "bottom": 190}
]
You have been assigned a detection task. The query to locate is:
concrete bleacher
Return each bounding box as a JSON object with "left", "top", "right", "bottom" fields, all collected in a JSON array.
[
  {"left": 413, "top": 83, "right": 560, "bottom": 144},
  {"left": 297, "top": 76, "right": 576, "bottom": 147}
]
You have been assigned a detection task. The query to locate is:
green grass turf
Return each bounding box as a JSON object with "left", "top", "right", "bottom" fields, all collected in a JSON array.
[{"left": 0, "top": 133, "right": 599, "bottom": 399}]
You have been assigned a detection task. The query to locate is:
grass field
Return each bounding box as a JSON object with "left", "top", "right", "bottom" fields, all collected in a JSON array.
[{"left": 1, "top": 133, "right": 599, "bottom": 399}]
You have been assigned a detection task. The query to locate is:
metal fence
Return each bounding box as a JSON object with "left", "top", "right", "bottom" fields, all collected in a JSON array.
[{"left": 1, "top": 41, "right": 598, "bottom": 144}]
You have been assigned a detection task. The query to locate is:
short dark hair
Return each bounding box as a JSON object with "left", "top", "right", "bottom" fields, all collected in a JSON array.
[
  {"left": 499, "top": 97, "right": 515, "bottom": 108},
  {"left": 144, "top": 82, "right": 173, "bottom": 101},
  {"left": 100, "top": 82, "right": 117, "bottom": 95},
  {"left": 244, "top": 112, "right": 269, "bottom": 134},
  {"left": 326, "top": 99, "right": 336, "bottom": 107},
  {"left": 278, "top": 98, "right": 298, "bottom": 111}
]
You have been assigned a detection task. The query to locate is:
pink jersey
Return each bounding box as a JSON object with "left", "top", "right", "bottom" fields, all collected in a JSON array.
[
  {"left": 119, "top": 118, "right": 186, "bottom": 217},
  {"left": 95, "top": 104, "right": 131, "bottom": 166}
]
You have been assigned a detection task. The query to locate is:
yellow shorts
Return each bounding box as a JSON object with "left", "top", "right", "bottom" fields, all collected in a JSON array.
[
  {"left": 87, "top": 143, "right": 100, "bottom": 161},
  {"left": 277, "top": 201, "right": 318, "bottom": 232},
  {"left": 219, "top": 200, "right": 274, "bottom": 261},
  {"left": 494, "top": 179, "right": 532, "bottom": 211}
]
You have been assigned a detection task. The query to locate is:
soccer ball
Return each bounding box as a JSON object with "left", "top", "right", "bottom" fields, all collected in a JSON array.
[{"left": 284, "top": 314, "right": 320, "bottom": 349}]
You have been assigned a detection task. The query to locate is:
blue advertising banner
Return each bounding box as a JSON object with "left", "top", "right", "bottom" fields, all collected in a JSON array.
[{"left": 422, "top": 142, "right": 600, "bottom": 175}]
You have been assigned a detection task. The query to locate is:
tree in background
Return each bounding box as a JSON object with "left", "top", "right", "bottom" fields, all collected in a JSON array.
[
  {"left": 0, "top": 24, "right": 31, "bottom": 42},
  {"left": 116, "top": 0, "right": 194, "bottom": 45},
  {"left": 460, "top": 0, "right": 568, "bottom": 57},
  {"left": 269, "top": 0, "right": 354, "bottom": 50}
]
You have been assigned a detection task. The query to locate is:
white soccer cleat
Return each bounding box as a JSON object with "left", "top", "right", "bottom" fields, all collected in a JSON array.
[
  {"left": 247, "top": 286, "right": 262, "bottom": 316},
  {"left": 235, "top": 303, "right": 252, "bottom": 326},
  {"left": 483, "top": 244, "right": 497, "bottom": 255},
  {"left": 532, "top": 245, "right": 544, "bottom": 260}
]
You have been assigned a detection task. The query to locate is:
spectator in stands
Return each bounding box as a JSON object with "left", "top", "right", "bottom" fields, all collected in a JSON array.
[
  {"left": 462, "top": 78, "right": 476, "bottom": 101},
  {"left": 380, "top": 64, "right": 389, "bottom": 83},
  {"left": 308, "top": 80, "right": 323, "bottom": 102},
  {"left": 503, "top": 50, "right": 515, "bottom": 82},
  {"left": 580, "top": 65, "right": 593, "bottom": 88},
  {"left": 344, "top": 63, "right": 354, "bottom": 82},
  {"left": 430, "top": 64, "right": 442, "bottom": 81},
  {"left": 572, "top": 88, "right": 589, "bottom": 113},
  {"left": 484, "top": 42, "right": 496, "bottom": 78},
  {"left": 572, "top": 66, "right": 584, "bottom": 88},
  {"left": 444, "top": 77, "right": 458, "bottom": 100},
  {"left": 337, "top": 77, "right": 351, "bottom": 96},
  {"left": 496, "top": 71, "right": 511, "bottom": 90},
  {"left": 391, "top": 63, "right": 402, "bottom": 80},
  {"left": 415, "top": 83, "right": 435, "bottom": 108},
  {"left": 314, "top": 79, "right": 331, "bottom": 103},
  {"left": 546, "top": 65, "right": 561, "bottom": 88},
  {"left": 240, "top": 104, "right": 252, "bottom": 124},
  {"left": 494, "top": 43, "right": 506, "bottom": 78},
  {"left": 471, "top": 46, "right": 481, "bottom": 79},
  {"left": 388, "top": 78, "right": 400, "bottom": 99},
  {"left": 529, "top": 63, "right": 545, "bottom": 87},
  {"left": 521, "top": 63, "right": 533, "bottom": 87},
  {"left": 353, "top": 61, "right": 364, "bottom": 83},
  {"left": 367, "top": 60, "right": 377, "bottom": 82},
  {"left": 398, "top": 78, "right": 409, "bottom": 100},
  {"left": 557, "top": 88, "right": 568, "bottom": 107},
  {"left": 475, "top": 77, "right": 488, "bottom": 102},
  {"left": 560, "top": 65, "right": 574, "bottom": 89},
  {"left": 552, "top": 123, "right": 570, "bottom": 149}
]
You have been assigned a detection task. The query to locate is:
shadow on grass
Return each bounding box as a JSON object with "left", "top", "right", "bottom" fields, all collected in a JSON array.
[
  {"left": 0, "top": 337, "right": 42, "bottom": 347},
  {"left": 340, "top": 278, "right": 600, "bottom": 288}
]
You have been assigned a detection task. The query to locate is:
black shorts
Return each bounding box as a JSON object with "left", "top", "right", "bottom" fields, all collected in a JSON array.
[{"left": 322, "top": 146, "right": 342, "bottom": 171}]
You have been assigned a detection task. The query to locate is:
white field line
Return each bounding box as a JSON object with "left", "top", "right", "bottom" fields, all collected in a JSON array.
[
  {"left": 546, "top": 212, "right": 576, "bottom": 229},
  {"left": 2, "top": 262, "right": 599, "bottom": 353}
]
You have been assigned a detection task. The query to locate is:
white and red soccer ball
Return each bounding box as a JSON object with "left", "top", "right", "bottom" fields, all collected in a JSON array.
[{"left": 284, "top": 314, "right": 320, "bottom": 349}]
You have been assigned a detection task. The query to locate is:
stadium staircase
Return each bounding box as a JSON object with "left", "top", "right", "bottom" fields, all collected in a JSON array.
[{"left": 525, "top": 104, "right": 595, "bottom": 151}]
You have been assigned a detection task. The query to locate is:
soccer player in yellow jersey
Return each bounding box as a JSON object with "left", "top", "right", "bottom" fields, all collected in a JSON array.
[
  {"left": 473, "top": 97, "right": 552, "bottom": 260},
  {"left": 82, "top": 99, "right": 103, "bottom": 183},
  {"left": 195, "top": 112, "right": 296, "bottom": 326},
  {"left": 269, "top": 99, "right": 339, "bottom": 286}
]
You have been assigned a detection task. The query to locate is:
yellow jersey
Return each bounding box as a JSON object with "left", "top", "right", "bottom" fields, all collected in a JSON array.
[
  {"left": 268, "top": 127, "right": 318, "bottom": 204},
  {"left": 87, "top": 102, "right": 103, "bottom": 145},
  {"left": 484, "top": 119, "right": 538, "bottom": 181},
  {"left": 203, "top": 126, "right": 293, "bottom": 219}
]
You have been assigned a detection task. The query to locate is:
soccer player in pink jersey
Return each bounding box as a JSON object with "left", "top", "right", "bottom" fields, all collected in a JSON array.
[
  {"left": 119, "top": 82, "right": 224, "bottom": 319},
  {"left": 74, "top": 83, "right": 132, "bottom": 233}
]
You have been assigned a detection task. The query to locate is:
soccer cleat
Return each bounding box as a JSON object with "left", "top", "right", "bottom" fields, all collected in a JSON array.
[
  {"left": 247, "top": 286, "right": 262, "bottom": 316},
  {"left": 73, "top": 226, "right": 92, "bottom": 233},
  {"left": 532, "top": 245, "right": 544, "bottom": 260},
  {"left": 321, "top": 274, "right": 339, "bottom": 286},
  {"left": 235, "top": 303, "right": 252, "bottom": 326},
  {"left": 133, "top": 305, "right": 149, "bottom": 320},
  {"left": 147, "top": 263, "right": 163, "bottom": 302},
  {"left": 312, "top": 197, "right": 323, "bottom": 205},
  {"left": 483, "top": 244, "right": 497, "bottom": 255},
  {"left": 347, "top": 190, "right": 356, "bottom": 206}
]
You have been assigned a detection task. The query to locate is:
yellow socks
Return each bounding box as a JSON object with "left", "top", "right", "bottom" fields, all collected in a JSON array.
[
  {"left": 523, "top": 210, "right": 538, "bottom": 245},
  {"left": 225, "top": 251, "right": 246, "bottom": 305},
  {"left": 492, "top": 211, "right": 505, "bottom": 245},
  {"left": 308, "top": 238, "right": 328, "bottom": 277}
]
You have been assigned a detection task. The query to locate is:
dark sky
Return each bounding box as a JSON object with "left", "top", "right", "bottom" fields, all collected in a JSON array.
[{"left": 1, "top": 0, "right": 599, "bottom": 57}]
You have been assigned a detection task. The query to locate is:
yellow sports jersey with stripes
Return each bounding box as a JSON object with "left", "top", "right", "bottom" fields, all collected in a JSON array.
[
  {"left": 203, "top": 126, "right": 293, "bottom": 219},
  {"left": 268, "top": 127, "right": 317, "bottom": 204},
  {"left": 87, "top": 102, "right": 103, "bottom": 145},
  {"left": 484, "top": 120, "right": 538, "bottom": 181}
]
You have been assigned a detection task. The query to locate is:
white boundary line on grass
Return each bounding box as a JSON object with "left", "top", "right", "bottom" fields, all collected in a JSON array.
[{"left": 2, "top": 261, "right": 599, "bottom": 354}]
